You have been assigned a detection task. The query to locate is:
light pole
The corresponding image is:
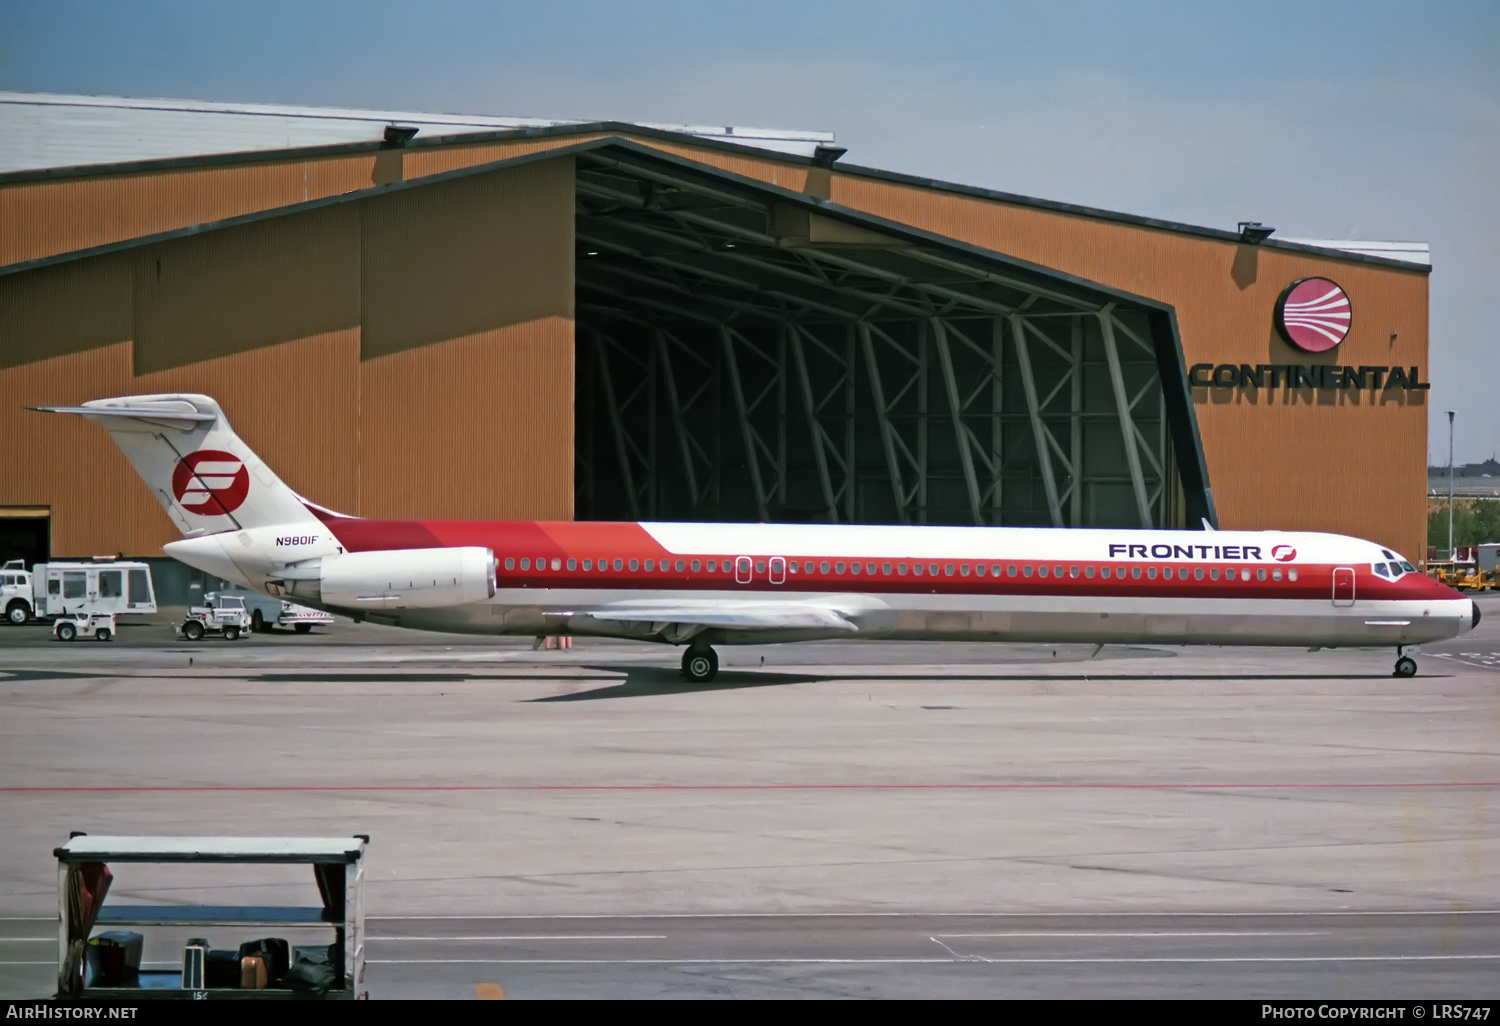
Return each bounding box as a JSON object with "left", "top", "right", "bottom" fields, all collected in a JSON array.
[{"left": 1448, "top": 410, "right": 1456, "bottom": 559}]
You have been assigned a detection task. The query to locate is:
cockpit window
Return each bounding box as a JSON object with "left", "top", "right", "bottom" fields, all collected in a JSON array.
[
  {"left": 1399, "top": 560, "right": 1416, "bottom": 573},
  {"left": 1373, "top": 563, "right": 1390, "bottom": 578}
]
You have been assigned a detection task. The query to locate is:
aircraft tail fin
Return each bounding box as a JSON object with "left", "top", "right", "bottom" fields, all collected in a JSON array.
[{"left": 32, "top": 394, "right": 323, "bottom": 537}]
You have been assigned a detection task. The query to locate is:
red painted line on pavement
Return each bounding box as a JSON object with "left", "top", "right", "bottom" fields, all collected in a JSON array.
[{"left": 1, "top": 782, "right": 1497, "bottom": 793}]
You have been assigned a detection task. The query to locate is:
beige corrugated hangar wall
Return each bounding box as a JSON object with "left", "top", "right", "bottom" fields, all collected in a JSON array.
[{"left": 0, "top": 157, "right": 576, "bottom": 556}]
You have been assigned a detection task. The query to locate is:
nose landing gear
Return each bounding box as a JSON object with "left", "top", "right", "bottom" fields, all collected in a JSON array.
[
  {"left": 1393, "top": 644, "right": 1420, "bottom": 678},
  {"left": 681, "top": 645, "right": 719, "bottom": 683}
]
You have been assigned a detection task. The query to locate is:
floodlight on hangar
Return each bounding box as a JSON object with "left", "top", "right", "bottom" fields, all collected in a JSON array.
[
  {"left": 382, "top": 123, "right": 420, "bottom": 146},
  {"left": 1237, "top": 221, "right": 1275, "bottom": 245},
  {"left": 811, "top": 145, "right": 848, "bottom": 167}
]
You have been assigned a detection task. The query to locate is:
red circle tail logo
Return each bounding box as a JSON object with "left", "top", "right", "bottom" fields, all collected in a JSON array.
[
  {"left": 1271, "top": 545, "right": 1297, "bottom": 562},
  {"left": 171, "top": 450, "right": 250, "bottom": 516},
  {"left": 1275, "top": 277, "right": 1351, "bottom": 353}
]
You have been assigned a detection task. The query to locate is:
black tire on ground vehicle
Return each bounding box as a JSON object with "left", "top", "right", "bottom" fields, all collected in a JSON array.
[
  {"left": 6, "top": 601, "right": 28, "bottom": 625},
  {"left": 56, "top": 622, "right": 76, "bottom": 642},
  {"left": 294, "top": 623, "right": 312, "bottom": 634},
  {"left": 95, "top": 628, "right": 111, "bottom": 642},
  {"left": 223, "top": 625, "right": 240, "bottom": 641},
  {"left": 251, "top": 609, "right": 265, "bottom": 633},
  {"left": 182, "top": 620, "right": 204, "bottom": 641}
]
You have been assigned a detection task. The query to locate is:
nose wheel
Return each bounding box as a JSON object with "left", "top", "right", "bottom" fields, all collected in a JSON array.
[
  {"left": 1393, "top": 645, "right": 1420, "bottom": 678},
  {"left": 681, "top": 646, "right": 719, "bottom": 683}
]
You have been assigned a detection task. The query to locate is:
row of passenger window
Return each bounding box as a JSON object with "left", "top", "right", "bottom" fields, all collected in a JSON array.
[
  {"left": 506, "top": 556, "right": 721, "bottom": 573},
  {"left": 501, "top": 555, "right": 1300, "bottom": 583}
]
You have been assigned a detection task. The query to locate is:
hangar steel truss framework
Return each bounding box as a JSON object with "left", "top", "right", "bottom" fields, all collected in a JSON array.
[{"left": 572, "top": 147, "right": 1205, "bottom": 529}]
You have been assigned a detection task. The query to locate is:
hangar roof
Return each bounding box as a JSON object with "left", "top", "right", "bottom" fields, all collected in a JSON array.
[
  {"left": 0, "top": 99, "right": 1429, "bottom": 275},
  {"left": 0, "top": 91, "right": 836, "bottom": 172}
]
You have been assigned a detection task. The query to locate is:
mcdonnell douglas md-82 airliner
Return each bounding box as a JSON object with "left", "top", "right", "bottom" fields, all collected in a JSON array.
[{"left": 38, "top": 394, "right": 1477, "bottom": 681}]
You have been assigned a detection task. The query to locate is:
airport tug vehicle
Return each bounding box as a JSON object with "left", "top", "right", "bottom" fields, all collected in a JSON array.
[
  {"left": 52, "top": 612, "right": 117, "bottom": 642},
  {"left": 176, "top": 594, "right": 253, "bottom": 641}
]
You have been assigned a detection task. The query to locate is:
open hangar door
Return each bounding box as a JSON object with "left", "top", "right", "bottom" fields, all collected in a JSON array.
[
  {"left": 0, "top": 507, "right": 48, "bottom": 568},
  {"left": 571, "top": 144, "right": 1213, "bottom": 530}
]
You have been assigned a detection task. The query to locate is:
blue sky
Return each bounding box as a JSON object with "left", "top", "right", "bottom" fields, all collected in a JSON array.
[{"left": 4, "top": 1, "right": 1497, "bottom": 462}]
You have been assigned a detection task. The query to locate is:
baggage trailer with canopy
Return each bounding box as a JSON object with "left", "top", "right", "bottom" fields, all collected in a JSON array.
[{"left": 55, "top": 834, "right": 367, "bottom": 1000}]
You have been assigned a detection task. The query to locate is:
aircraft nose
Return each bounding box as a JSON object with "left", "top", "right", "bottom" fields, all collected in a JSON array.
[{"left": 1472, "top": 600, "right": 1482, "bottom": 632}]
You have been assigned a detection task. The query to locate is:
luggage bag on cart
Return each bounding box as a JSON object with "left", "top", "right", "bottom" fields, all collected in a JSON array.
[{"left": 237, "top": 937, "right": 290, "bottom": 985}]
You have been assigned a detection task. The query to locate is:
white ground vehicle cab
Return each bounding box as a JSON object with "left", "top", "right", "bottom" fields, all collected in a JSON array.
[
  {"left": 1, "top": 560, "right": 34, "bottom": 624},
  {"left": 53, "top": 612, "right": 118, "bottom": 642}
]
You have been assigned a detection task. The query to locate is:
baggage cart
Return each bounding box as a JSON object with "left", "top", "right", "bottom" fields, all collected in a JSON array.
[{"left": 55, "top": 833, "right": 367, "bottom": 1000}]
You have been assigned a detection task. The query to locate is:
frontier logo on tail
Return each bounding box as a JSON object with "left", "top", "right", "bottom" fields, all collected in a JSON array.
[{"left": 172, "top": 450, "right": 249, "bottom": 515}]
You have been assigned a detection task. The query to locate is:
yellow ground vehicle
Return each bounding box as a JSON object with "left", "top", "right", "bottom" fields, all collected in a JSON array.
[{"left": 1427, "top": 562, "right": 1491, "bottom": 590}]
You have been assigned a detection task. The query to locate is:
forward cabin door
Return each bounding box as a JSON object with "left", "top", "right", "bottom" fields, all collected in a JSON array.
[{"left": 1332, "top": 567, "right": 1356, "bottom": 607}]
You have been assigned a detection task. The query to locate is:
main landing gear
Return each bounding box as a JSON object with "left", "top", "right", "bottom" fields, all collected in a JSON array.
[
  {"left": 1393, "top": 645, "right": 1420, "bottom": 679},
  {"left": 681, "top": 645, "right": 719, "bottom": 683}
]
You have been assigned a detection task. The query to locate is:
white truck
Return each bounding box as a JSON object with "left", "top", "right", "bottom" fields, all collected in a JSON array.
[
  {"left": 258, "top": 599, "right": 335, "bottom": 634},
  {"left": 2, "top": 559, "right": 157, "bottom": 624},
  {"left": 216, "top": 587, "right": 334, "bottom": 634},
  {"left": 175, "top": 594, "right": 253, "bottom": 641}
]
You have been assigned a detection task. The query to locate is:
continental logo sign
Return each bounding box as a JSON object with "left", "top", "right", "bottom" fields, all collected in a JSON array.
[
  {"left": 1189, "top": 364, "right": 1430, "bottom": 391},
  {"left": 1275, "top": 277, "right": 1352, "bottom": 353}
]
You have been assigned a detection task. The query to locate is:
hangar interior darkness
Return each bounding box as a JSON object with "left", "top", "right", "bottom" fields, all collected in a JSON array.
[{"left": 571, "top": 148, "right": 1193, "bottom": 529}]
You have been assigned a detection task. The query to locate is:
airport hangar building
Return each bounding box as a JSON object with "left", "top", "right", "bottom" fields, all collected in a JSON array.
[{"left": 0, "top": 95, "right": 1434, "bottom": 590}]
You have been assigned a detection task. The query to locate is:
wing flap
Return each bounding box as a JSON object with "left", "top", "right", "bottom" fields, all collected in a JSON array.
[{"left": 568, "top": 603, "right": 858, "bottom": 633}]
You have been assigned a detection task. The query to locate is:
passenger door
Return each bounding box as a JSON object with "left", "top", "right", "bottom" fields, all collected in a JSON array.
[{"left": 1332, "top": 567, "right": 1356, "bottom": 607}]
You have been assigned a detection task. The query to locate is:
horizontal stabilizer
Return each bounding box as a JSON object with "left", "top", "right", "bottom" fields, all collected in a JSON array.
[{"left": 30, "top": 404, "right": 216, "bottom": 428}]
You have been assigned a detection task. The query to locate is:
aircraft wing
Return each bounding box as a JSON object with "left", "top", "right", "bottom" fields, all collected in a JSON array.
[{"left": 563, "top": 602, "right": 859, "bottom": 634}]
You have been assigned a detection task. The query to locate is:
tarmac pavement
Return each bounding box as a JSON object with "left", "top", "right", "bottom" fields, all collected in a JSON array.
[{"left": 1, "top": 596, "right": 1497, "bottom": 998}]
